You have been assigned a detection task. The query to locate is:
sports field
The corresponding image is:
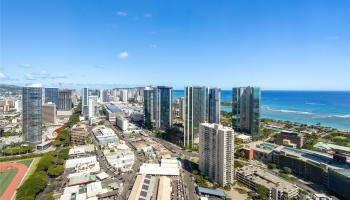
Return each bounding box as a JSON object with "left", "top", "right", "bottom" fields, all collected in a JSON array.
[
  {"left": 0, "top": 168, "right": 18, "bottom": 196},
  {"left": 0, "top": 162, "right": 28, "bottom": 200}
]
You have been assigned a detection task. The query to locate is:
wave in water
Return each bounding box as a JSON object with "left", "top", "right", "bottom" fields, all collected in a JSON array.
[
  {"left": 263, "top": 106, "right": 350, "bottom": 119},
  {"left": 263, "top": 106, "right": 312, "bottom": 115}
]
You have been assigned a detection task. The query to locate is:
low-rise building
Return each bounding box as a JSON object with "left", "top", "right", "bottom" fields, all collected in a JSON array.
[
  {"left": 116, "top": 116, "right": 128, "bottom": 131},
  {"left": 71, "top": 124, "right": 88, "bottom": 145},
  {"left": 275, "top": 130, "right": 304, "bottom": 148},
  {"left": 139, "top": 159, "right": 180, "bottom": 176},
  {"left": 236, "top": 165, "right": 299, "bottom": 200},
  {"left": 235, "top": 134, "right": 252, "bottom": 143},
  {"left": 103, "top": 141, "right": 134, "bottom": 172},
  {"left": 93, "top": 126, "right": 119, "bottom": 145}
]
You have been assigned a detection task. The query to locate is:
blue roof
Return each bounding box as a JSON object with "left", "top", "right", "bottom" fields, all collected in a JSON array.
[
  {"left": 106, "top": 104, "right": 122, "bottom": 113},
  {"left": 197, "top": 187, "right": 225, "bottom": 197}
]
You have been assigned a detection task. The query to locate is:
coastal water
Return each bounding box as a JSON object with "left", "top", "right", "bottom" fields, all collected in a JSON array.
[{"left": 174, "top": 90, "right": 350, "bottom": 130}]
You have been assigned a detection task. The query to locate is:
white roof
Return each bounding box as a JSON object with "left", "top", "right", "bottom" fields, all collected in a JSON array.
[
  {"left": 76, "top": 193, "right": 87, "bottom": 200},
  {"left": 139, "top": 163, "right": 180, "bottom": 176},
  {"left": 87, "top": 181, "right": 108, "bottom": 198},
  {"left": 69, "top": 147, "right": 85, "bottom": 155},
  {"left": 236, "top": 134, "right": 252, "bottom": 139},
  {"left": 65, "top": 156, "right": 97, "bottom": 168},
  {"left": 96, "top": 172, "right": 109, "bottom": 180},
  {"left": 63, "top": 185, "right": 80, "bottom": 194},
  {"left": 60, "top": 194, "right": 72, "bottom": 200},
  {"left": 100, "top": 128, "right": 115, "bottom": 136}
]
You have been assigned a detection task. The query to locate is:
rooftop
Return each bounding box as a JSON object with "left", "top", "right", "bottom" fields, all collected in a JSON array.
[
  {"left": 197, "top": 187, "right": 225, "bottom": 197},
  {"left": 105, "top": 104, "right": 122, "bottom": 113}
]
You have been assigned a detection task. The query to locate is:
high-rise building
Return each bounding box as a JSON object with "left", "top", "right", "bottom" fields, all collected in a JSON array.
[
  {"left": 208, "top": 88, "right": 221, "bottom": 124},
  {"left": 58, "top": 89, "right": 72, "bottom": 110},
  {"left": 143, "top": 86, "right": 173, "bottom": 130},
  {"left": 82, "top": 87, "right": 89, "bottom": 118},
  {"left": 156, "top": 86, "right": 173, "bottom": 129},
  {"left": 120, "top": 89, "right": 128, "bottom": 103},
  {"left": 22, "top": 86, "right": 42, "bottom": 144},
  {"left": 143, "top": 87, "right": 154, "bottom": 129},
  {"left": 42, "top": 103, "right": 57, "bottom": 124},
  {"left": 232, "top": 87, "right": 261, "bottom": 137},
  {"left": 44, "top": 88, "right": 59, "bottom": 106},
  {"left": 199, "top": 123, "right": 235, "bottom": 186},
  {"left": 184, "top": 86, "right": 208, "bottom": 148},
  {"left": 88, "top": 95, "right": 98, "bottom": 119}
]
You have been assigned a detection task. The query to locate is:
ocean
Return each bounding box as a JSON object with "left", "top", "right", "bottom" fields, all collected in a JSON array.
[{"left": 174, "top": 90, "right": 350, "bottom": 130}]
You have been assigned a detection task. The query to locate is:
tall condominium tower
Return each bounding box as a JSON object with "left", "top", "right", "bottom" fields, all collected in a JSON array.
[
  {"left": 58, "top": 89, "right": 72, "bottom": 110},
  {"left": 82, "top": 87, "right": 89, "bottom": 118},
  {"left": 232, "top": 87, "right": 261, "bottom": 137},
  {"left": 208, "top": 88, "right": 221, "bottom": 124},
  {"left": 44, "top": 88, "right": 59, "bottom": 106},
  {"left": 156, "top": 86, "right": 173, "bottom": 129},
  {"left": 88, "top": 95, "right": 98, "bottom": 119},
  {"left": 22, "top": 86, "right": 42, "bottom": 144},
  {"left": 143, "top": 86, "right": 173, "bottom": 130},
  {"left": 184, "top": 86, "right": 208, "bottom": 148},
  {"left": 143, "top": 87, "right": 154, "bottom": 128},
  {"left": 199, "top": 123, "right": 235, "bottom": 186}
]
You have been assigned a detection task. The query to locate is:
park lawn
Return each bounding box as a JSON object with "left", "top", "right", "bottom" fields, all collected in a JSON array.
[
  {"left": 21, "top": 157, "right": 41, "bottom": 183},
  {"left": 0, "top": 168, "right": 18, "bottom": 196},
  {"left": 16, "top": 159, "right": 33, "bottom": 167}
]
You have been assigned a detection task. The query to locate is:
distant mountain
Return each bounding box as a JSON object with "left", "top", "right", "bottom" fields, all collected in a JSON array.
[{"left": 0, "top": 84, "right": 22, "bottom": 89}]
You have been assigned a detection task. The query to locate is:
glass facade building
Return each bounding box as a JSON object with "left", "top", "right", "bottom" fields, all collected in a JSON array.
[
  {"left": 44, "top": 88, "right": 59, "bottom": 106},
  {"left": 143, "top": 87, "right": 154, "bottom": 129},
  {"left": 208, "top": 88, "right": 221, "bottom": 124},
  {"left": 157, "top": 86, "right": 173, "bottom": 129},
  {"left": 232, "top": 87, "right": 260, "bottom": 137},
  {"left": 58, "top": 89, "right": 72, "bottom": 110},
  {"left": 22, "top": 87, "right": 42, "bottom": 144},
  {"left": 184, "top": 86, "right": 208, "bottom": 148},
  {"left": 143, "top": 86, "right": 173, "bottom": 130},
  {"left": 82, "top": 87, "right": 89, "bottom": 118}
]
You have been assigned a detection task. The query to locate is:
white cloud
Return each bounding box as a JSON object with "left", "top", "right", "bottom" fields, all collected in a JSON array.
[
  {"left": 26, "top": 83, "right": 43, "bottom": 88},
  {"left": 0, "top": 72, "right": 7, "bottom": 79},
  {"left": 144, "top": 13, "right": 152, "bottom": 18},
  {"left": 119, "top": 51, "right": 129, "bottom": 60},
  {"left": 25, "top": 73, "right": 36, "bottom": 80},
  {"left": 25, "top": 71, "right": 67, "bottom": 80},
  {"left": 19, "top": 64, "right": 31, "bottom": 68},
  {"left": 149, "top": 44, "right": 157, "bottom": 48},
  {"left": 116, "top": 11, "right": 127, "bottom": 16}
]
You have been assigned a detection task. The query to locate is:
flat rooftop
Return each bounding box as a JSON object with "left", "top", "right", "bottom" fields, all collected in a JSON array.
[
  {"left": 279, "top": 146, "right": 350, "bottom": 169},
  {"left": 197, "top": 187, "right": 225, "bottom": 197},
  {"left": 105, "top": 104, "right": 122, "bottom": 113},
  {"left": 237, "top": 165, "right": 299, "bottom": 192}
]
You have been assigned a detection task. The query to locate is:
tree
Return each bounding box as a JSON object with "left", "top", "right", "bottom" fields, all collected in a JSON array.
[
  {"left": 48, "top": 165, "right": 64, "bottom": 177},
  {"left": 283, "top": 167, "right": 292, "bottom": 174},
  {"left": 256, "top": 184, "right": 269, "bottom": 200},
  {"left": 39, "top": 193, "right": 54, "bottom": 200},
  {"left": 268, "top": 163, "right": 277, "bottom": 170}
]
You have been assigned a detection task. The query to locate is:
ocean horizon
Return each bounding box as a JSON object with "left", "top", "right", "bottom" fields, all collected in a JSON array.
[{"left": 174, "top": 90, "right": 350, "bottom": 131}]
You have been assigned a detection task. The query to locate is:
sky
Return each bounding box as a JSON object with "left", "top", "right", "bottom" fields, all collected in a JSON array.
[{"left": 1, "top": 0, "right": 350, "bottom": 90}]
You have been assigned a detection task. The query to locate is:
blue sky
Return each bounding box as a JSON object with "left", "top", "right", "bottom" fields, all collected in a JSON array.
[{"left": 1, "top": 0, "right": 349, "bottom": 90}]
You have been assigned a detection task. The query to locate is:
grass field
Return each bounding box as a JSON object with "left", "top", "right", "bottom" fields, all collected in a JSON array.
[
  {"left": 0, "top": 168, "right": 18, "bottom": 196},
  {"left": 16, "top": 159, "right": 33, "bottom": 167},
  {"left": 21, "top": 157, "right": 40, "bottom": 182}
]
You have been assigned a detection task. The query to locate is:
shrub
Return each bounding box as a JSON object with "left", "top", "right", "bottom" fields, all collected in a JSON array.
[
  {"left": 268, "top": 163, "right": 277, "bottom": 170},
  {"left": 48, "top": 165, "right": 64, "bottom": 177},
  {"left": 58, "top": 148, "right": 69, "bottom": 160},
  {"left": 283, "top": 167, "right": 292, "bottom": 174},
  {"left": 39, "top": 193, "right": 54, "bottom": 200}
]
